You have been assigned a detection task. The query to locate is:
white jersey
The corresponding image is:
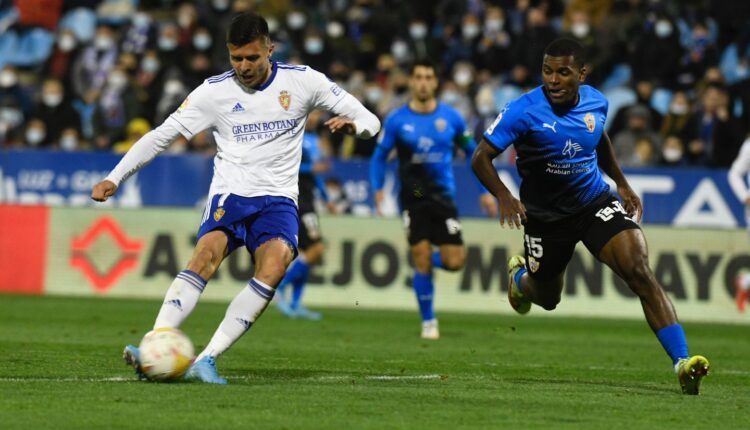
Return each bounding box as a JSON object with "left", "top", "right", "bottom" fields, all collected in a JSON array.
[{"left": 105, "top": 62, "right": 380, "bottom": 203}]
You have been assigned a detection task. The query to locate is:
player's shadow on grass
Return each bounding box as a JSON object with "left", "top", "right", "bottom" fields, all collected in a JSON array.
[{"left": 506, "top": 376, "right": 675, "bottom": 395}]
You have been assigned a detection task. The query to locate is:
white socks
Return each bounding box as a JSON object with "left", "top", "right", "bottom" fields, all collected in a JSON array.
[
  {"left": 153, "top": 270, "right": 206, "bottom": 329},
  {"left": 195, "top": 278, "right": 275, "bottom": 361}
]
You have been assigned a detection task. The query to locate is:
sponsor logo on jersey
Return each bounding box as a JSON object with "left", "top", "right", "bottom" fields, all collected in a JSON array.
[
  {"left": 213, "top": 207, "right": 225, "bottom": 221},
  {"left": 434, "top": 118, "right": 447, "bottom": 132},
  {"left": 231, "top": 102, "right": 245, "bottom": 112},
  {"left": 562, "top": 139, "right": 583, "bottom": 159},
  {"left": 486, "top": 109, "right": 504, "bottom": 134},
  {"left": 279, "top": 90, "right": 291, "bottom": 110},
  {"left": 584, "top": 112, "right": 595, "bottom": 133},
  {"left": 330, "top": 84, "right": 342, "bottom": 96},
  {"left": 528, "top": 256, "right": 540, "bottom": 273}
]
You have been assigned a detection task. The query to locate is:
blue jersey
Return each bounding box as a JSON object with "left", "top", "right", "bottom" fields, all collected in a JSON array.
[
  {"left": 371, "top": 102, "right": 479, "bottom": 208},
  {"left": 483, "top": 85, "right": 610, "bottom": 221},
  {"left": 298, "top": 132, "right": 328, "bottom": 212}
]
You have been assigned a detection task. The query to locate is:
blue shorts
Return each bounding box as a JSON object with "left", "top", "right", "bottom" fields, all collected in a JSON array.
[{"left": 197, "top": 194, "right": 299, "bottom": 258}]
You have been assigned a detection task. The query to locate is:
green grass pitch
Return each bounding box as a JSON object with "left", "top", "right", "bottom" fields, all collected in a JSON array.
[{"left": 0, "top": 294, "right": 747, "bottom": 429}]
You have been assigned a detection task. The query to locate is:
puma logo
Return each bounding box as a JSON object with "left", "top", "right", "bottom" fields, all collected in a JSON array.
[{"left": 542, "top": 121, "right": 557, "bottom": 133}]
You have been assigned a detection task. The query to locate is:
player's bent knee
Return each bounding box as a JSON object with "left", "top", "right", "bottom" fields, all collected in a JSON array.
[
  {"left": 539, "top": 297, "right": 560, "bottom": 311},
  {"left": 442, "top": 256, "right": 465, "bottom": 272}
]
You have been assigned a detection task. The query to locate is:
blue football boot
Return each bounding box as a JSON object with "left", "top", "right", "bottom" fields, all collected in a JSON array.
[
  {"left": 184, "top": 356, "right": 228, "bottom": 384},
  {"left": 122, "top": 344, "right": 147, "bottom": 380}
]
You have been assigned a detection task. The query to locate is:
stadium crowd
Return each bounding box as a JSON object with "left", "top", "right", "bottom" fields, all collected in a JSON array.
[{"left": 1, "top": 0, "right": 749, "bottom": 167}]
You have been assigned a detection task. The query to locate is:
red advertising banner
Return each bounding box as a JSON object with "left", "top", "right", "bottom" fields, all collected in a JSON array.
[{"left": 0, "top": 205, "right": 49, "bottom": 294}]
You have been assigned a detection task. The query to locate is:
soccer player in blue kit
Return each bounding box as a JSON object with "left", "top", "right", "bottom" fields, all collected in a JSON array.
[
  {"left": 371, "top": 60, "right": 497, "bottom": 339},
  {"left": 471, "top": 39, "right": 710, "bottom": 394},
  {"left": 276, "top": 113, "right": 334, "bottom": 320}
]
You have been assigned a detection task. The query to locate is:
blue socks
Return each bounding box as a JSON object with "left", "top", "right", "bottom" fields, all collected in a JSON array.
[
  {"left": 413, "top": 272, "right": 435, "bottom": 321},
  {"left": 431, "top": 251, "right": 444, "bottom": 270},
  {"left": 283, "top": 259, "right": 310, "bottom": 310},
  {"left": 656, "top": 323, "right": 689, "bottom": 365}
]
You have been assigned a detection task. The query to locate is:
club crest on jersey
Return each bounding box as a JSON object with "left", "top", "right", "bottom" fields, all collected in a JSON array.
[
  {"left": 278, "top": 90, "right": 291, "bottom": 110},
  {"left": 213, "top": 208, "right": 225, "bottom": 222},
  {"left": 434, "top": 118, "right": 447, "bottom": 132},
  {"left": 528, "top": 256, "right": 540, "bottom": 273},
  {"left": 583, "top": 112, "right": 596, "bottom": 133}
]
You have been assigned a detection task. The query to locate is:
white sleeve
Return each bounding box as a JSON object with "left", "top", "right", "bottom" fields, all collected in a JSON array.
[
  {"left": 104, "top": 120, "right": 181, "bottom": 186},
  {"left": 728, "top": 137, "right": 750, "bottom": 202},
  {"left": 307, "top": 69, "right": 381, "bottom": 139},
  {"left": 166, "top": 82, "right": 215, "bottom": 139}
]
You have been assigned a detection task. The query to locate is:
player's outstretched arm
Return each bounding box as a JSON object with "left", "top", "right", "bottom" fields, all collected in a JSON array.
[
  {"left": 471, "top": 139, "right": 526, "bottom": 229},
  {"left": 596, "top": 131, "right": 643, "bottom": 222},
  {"left": 90, "top": 121, "right": 182, "bottom": 203}
]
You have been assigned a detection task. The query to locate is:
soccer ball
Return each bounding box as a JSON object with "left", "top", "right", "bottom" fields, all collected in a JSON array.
[{"left": 138, "top": 328, "right": 195, "bottom": 382}]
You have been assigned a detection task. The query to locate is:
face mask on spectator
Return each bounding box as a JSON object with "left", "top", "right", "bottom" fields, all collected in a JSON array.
[
  {"left": 158, "top": 37, "right": 178, "bottom": 51},
  {"left": 141, "top": 57, "right": 160, "bottom": 73},
  {"left": 60, "top": 135, "right": 78, "bottom": 151},
  {"left": 266, "top": 17, "right": 279, "bottom": 33},
  {"left": 95, "top": 37, "right": 115, "bottom": 50},
  {"left": 462, "top": 24, "right": 480, "bottom": 40},
  {"left": 304, "top": 38, "right": 324, "bottom": 55},
  {"left": 571, "top": 22, "right": 590, "bottom": 38},
  {"left": 409, "top": 23, "right": 428, "bottom": 40},
  {"left": 327, "top": 22, "right": 344, "bottom": 39},
  {"left": 485, "top": 19, "right": 504, "bottom": 33},
  {"left": 669, "top": 102, "right": 689, "bottom": 115},
  {"left": 442, "top": 90, "right": 460, "bottom": 104},
  {"left": 0, "top": 70, "right": 18, "bottom": 88},
  {"left": 663, "top": 147, "right": 683, "bottom": 162},
  {"left": 0, "top": 108, "right": 22, "bottom": 127},
  {"left": 453, "top": 70, "right": 473, "bottom": 87},
  {"left": 193, "top": 34, "right": 212, "bottom": 50},
  {"left": 391, "top": 40, "right": 409, "bottom": 61},
  {"left": 108, "top": 72, "right": 128, "bottom": 89},
  {"left": 42, "top": 92, "right": 63, "bottom": 107},
  {"left": 26, "top": 128, "right": 46, "bottom": 146},
  {"left": 164, "top": 80, "right": 184, "bottom": 95},
  {"left": 477, "top": 103, "right": 495, "bottom": 116},
  {"left": 287, "top": 12, "right": 306, "bottom": 30},
  {"left": 58, "top": 34, "right": 77, "bottom": 52},
  {"left": 211, "top": 0, "right": 230, "bottom": 11},
  {"left": 365, "top": 87, "right": 383, "bottom": 104},
  {"left": 132, "top": 12, "right": 151, "bottom": 28},
  {"left": 655, "top": 20, "right": 673, "bottom": 38}
]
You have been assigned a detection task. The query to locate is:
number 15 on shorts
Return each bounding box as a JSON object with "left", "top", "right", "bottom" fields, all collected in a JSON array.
[{"left": 525, "top": 234, "right": 543, "bottom": 258}]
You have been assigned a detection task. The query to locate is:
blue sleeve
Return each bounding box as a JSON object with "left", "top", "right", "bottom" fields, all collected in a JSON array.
[
  {"left": 370, "top": 113, "right": 398, "bottom": 192},
  {"left": 482, "top": 99, "right": 528, "bottom": 151},
  {"left": 315, "top": 175, "right": 329, "bottom": 202}
]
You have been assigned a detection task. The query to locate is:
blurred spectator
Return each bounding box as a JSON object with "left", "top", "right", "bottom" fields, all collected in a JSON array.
[
  {"left": 34, "top": 77, "right": 80, "bottom": 146},
  {"left": 612, "top": 104, "right": 662, "bottom": 164},
  {"left": 689, "top": 83, "right": 744, "bottom": 167},
  {"left": 659, "top": 135, "right": 689, "bottom": 167},
  {"left": 92, "top": 65, "right": 141, "bottom": 149},
  {"left": 609, "top": 80, "right": 663, "bottom": 138},
  {"left": 658, "top": 90, "right": 697, "bottom": 142},
  {"left": 71, "top": 24, "right": 119, "bottom": 98},
  {"left": 113, "top": 117, "right": 150, "bottom": 153},
  {"left": 631, "top": 14, "right": 683, "bottom": 88},
  {"left": 475, "top": 6, "right": 513, "bottom": 75},
  {"left": 324, "top": 177, "right": 352, "bottom": 215},
  {"left": 23, "top": 118, "right": 49, "bottom": 148}
]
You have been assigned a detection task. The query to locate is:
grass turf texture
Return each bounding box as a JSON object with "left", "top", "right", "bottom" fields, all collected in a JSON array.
[{"left": 0, "top": 295, "right": 747, "bottom": 429}]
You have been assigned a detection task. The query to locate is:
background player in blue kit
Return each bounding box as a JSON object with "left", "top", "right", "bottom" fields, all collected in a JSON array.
[
  {"left": 371, "top": 60, "right": 497, "bottom": 340},
  {"left": 471, "top": 38, "right": 709, "bottom": 395},
  {"left": 276, "top": 111, "right": 335, "bottom": 321}
]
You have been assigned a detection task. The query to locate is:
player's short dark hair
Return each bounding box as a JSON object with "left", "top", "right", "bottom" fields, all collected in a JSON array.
[
  {"left": 409, "top": 59, "right": 439, "bottom": 76},
  {"left": 227, "top": 12, "right": 270, "bottom": 46},
  {"left": 544, "top": 38, "right": 586, "bottom": 68}
]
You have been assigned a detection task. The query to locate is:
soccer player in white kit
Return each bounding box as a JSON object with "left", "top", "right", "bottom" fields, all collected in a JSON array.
[
  {"left": 91, "top": 12, "right": 380, "bottom": 384},
  {"left": 728, "top": 135, "right": 750, "bottom": 312}
]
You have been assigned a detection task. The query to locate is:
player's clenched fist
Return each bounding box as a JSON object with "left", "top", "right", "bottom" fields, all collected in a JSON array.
[{"left": 91, "top": 180, "right": 118, "bottom": 202}]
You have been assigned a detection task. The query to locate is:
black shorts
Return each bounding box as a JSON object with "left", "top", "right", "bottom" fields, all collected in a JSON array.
[
  {"left": 522, "top": 196, "right": 640, "bottom": 280},
  {"left": 298, "top": 210, "right": 322, "bottom": 250},
  {"left": 402, "top": 202, "right": 464, "bottom": 246}
]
